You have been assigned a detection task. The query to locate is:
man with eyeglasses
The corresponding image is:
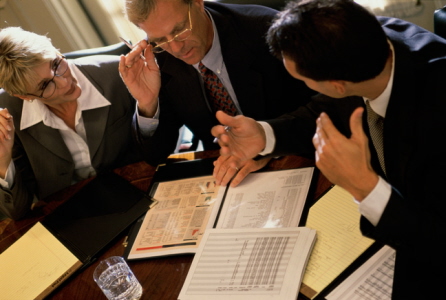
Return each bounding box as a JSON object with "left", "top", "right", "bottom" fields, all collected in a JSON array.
[
  {"left": 0, "top": 27, "right": 143, "bottom": 220},
  {"left": 119, "top": 0, "right": 316, "bottom": 186}
]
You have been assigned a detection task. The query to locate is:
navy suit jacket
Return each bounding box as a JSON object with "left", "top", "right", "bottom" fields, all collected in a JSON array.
[
  {"left": 0, "top": 55, "right": 142, "bottom": 220},
  {"left": 267, "top": 17, "right": 446, "bottom": 299},
  {"left": 135, "top": 2, "right": 316, "bottom": 166}
]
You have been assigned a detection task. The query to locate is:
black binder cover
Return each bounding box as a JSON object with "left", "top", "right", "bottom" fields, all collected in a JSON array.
[
  {"left": 153, "top": 157, "right": 216, "bottom": 184},
  {"left": 41, "top": 171, "right": 154, "bottom": 268}
]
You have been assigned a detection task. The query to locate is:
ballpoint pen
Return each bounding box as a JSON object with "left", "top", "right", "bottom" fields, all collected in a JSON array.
[
  {"left": 213, "top": 126, "right": 231, "bottom": 143},
  {"left": 119, "top": 36, "right": 146, "bottom": 60}
]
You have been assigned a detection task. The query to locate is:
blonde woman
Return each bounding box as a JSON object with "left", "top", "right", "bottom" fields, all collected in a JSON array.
[{"left": 0, "top": 27, "right": 143, "bottom": 220}]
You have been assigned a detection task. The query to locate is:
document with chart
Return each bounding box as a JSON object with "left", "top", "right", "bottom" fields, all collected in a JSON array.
[
  {"left": 125, "top": 166, "right": 315, "bottom": 260},
  {"left": 216, "top": 167, "right": 315, "bottom": 229},
  {"left": 178, "top": 227, "right": 317, "bottom": 300},
  {"left": 326, "top": 245, "right": 395, "bottom": 300}
]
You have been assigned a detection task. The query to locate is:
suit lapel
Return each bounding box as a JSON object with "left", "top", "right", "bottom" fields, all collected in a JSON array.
[
  {"left": 25, "top": 123, "right": 72, "bottom": 162},
  {"left": 209, "top": 9, "right": 265, "bottom": 118},
  {"left": 82, "top": 103, "right": 110, "bottom": 161},
  {"left": 75, "top": 63, "right": 110, "bottom": 161},
  {"left": 382, "top": 46, "right": 419, "bottom": 185}
]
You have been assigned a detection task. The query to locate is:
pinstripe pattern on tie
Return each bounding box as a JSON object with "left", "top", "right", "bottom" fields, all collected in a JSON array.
[{"left": 366, "top": 100, "right": 386, "bottom": 174}]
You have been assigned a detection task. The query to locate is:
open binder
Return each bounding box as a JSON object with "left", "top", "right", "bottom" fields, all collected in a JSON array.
[
  {"left": 123, "top": 158, "right": 317, "bottom": 260},
  {"left": 0, "top": 171, "right": 155, "bottom": 300}
]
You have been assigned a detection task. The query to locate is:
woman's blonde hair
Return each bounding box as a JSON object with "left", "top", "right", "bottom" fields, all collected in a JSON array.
[{"left": 0, "top": 27, "right": 57, "bottom": 95}]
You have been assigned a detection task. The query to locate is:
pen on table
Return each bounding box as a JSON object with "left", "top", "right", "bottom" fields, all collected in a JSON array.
[
  {"left": 119, "top": 36, "right": 146, "bottom": 60},
  {"left": 213, "top": 126, "right": 231, "bottom": 143}
]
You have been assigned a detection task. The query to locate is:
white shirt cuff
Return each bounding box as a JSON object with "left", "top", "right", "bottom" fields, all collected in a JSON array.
[
  {"left": 258, "top": 121, "right": 275, "bottom": 156},
  {"left": 357, "top": 176, "right": 391, "bottom": 226},
  {"left": 136, "top": 104, "right": 160, "bottom": 137},
  {"left": 0, "top": 161, "right": 15, "bottom": 189}
]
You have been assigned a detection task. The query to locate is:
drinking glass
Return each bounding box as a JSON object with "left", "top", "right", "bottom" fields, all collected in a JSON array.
[{"left": 93, "top": 256, "right": 142, "bottom": 300}]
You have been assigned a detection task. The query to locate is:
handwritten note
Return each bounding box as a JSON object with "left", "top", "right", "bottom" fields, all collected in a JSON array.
[
  {"left": 0, "top": 222, "right": 82, "bottom": 300},
  {"left": 300, "top": 185, "right": 375, "bottom": 299}
]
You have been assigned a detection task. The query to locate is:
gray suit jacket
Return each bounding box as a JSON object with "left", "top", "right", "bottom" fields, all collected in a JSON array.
[{"left": 0, "top": 55, "right": 142, "bottom": 220}]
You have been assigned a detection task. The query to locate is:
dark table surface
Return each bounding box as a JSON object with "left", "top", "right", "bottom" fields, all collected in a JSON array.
[{"left": 0, "top": 150, "right": 331, "bottom": 300}]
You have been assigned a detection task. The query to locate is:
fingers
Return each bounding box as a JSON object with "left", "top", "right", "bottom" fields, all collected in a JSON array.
[
  {"left": 213, "top": 156, "right": 239, "bottom": 186},
  {"left": 143, "top": 44, "right": 159, "bottom": 71},
  {"left": 212, "top": 111, "right": 237, "bottom": 147},
  {"left": 349, "top": 107, "right": 365, "bottom": 137},
  {"left": 118, "top": 55, "right": 128, "bottom": 76},
  {"left": 313, "top": 112, "right": 342, "bottom": 150},
  {"left": 212, "top": 111, "right": 245, "bottom": 145},
  {"left": 317, "top": 112, "right": 337, "bottom": 138},
  {"left": 215, "top": 110, "right": 232, "bottom": 125},
  {"left": 213, "top": 156, "right": 271, "bottom": 187},
  {"left": 229, "top": 157, "right": 271, "bottom": 187},
  {"left": 127, "top": 40, "right": 148, "bottom": 63},
  {"left": 0, "top": 108, "right": 13, "bottom": 141},
  {"left": 119, "top": 40, "right": 150, "bottom": 74},
  {"left": 313, "top": 113, "right": 329, "bottom": 153},
  {"left": 211, "top": 124, "right": 227, "bottom": 139},
  {"left": 214, "top": 111, "right": 239, "bottom": 133}
]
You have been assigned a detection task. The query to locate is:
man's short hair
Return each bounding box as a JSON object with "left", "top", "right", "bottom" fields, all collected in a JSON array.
[
  {"left": 0, "top": 27, "right": 57, "bottom": 95},
  {"left": 267, "top": 0, "right": 389, "bottom": 82},
  {"left": 125, "top": 0, "right": 193, "bottom": 26}
]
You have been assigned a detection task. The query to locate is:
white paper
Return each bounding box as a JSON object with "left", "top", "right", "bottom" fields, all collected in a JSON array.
[
  {"left": 326, "top": 245, "right": 395, "bottom": 300},
  {"left": 127, "top": 176, "right": 225, "bottom": 259},
  {"left": 216, "top": 168, "right": 314, "bottom": 229},
  {"left": 178, "top": 227, "right": 317, "bottom": 300}
]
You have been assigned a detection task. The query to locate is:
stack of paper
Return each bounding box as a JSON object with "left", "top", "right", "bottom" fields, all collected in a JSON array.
[{"left": 178, "top": 227, "right": 317, "bottom": 300}]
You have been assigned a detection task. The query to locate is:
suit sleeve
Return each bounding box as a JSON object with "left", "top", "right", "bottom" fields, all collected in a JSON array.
[
  {"left": 267, "top": 94, "right": 364, "bottom": 158},
  {"left": 0, "top": 135, "right": 36, "bottom": 220}
]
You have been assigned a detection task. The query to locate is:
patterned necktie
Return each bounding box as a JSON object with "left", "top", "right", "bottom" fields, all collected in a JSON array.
[
  {"left": 199, "top": 62, "right": 237, "bottom": 116},
  {"left": 366, "top": 100, "right": 386, "bottom": 174}
]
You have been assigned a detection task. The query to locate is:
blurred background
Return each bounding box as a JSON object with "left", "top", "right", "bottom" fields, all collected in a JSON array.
[{"left": 1, "top": 0, "right": 446, "bottom": 53}]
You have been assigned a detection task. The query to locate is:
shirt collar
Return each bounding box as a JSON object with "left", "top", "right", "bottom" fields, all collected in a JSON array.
[
  {"left": 20, "top": 62, "right": 111, "bottom": 130},
  {"left": 193, "top": 9, "right": 224, "bottom": 73},
  {"left": 363, "top": 40, "right": 395, "bottom": 118}
]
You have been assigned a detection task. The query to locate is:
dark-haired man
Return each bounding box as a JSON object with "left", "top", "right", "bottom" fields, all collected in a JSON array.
[{"left": 212, "top": 0, "right": 446, "bottom": 298}]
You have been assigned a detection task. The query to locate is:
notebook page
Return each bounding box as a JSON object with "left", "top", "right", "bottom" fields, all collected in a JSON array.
[
  {"left": 0, "top": 222, "right": 82, "bottom": 300},
  {"left": 300, "top": 185, "right": 374, "bottom": 299}
]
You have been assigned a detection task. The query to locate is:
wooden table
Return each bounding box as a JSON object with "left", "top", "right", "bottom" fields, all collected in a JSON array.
[{"left": 0, "top": 150, "right": 331, "bottom": 300}]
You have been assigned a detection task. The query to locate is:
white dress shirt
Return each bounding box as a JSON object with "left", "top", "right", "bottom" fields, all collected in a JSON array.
[
  {"left": 260, "top": 41, "right": 397, "bottom": 226},
  {"left": 137, "top": 8, "right": 242, "bottom": 137}
]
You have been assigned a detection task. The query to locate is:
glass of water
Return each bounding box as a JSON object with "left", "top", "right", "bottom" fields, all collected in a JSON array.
[{"left": 93, "top": 256, "right": 142, "bottom": 300}]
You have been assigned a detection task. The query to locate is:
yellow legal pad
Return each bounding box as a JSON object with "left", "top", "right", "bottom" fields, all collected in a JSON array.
[
  {"left": 300, "top": 185, "right": 375, "bottom": 299},
  {"left": 0, "top": 222, "right": 82, "bottom": 300}
]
